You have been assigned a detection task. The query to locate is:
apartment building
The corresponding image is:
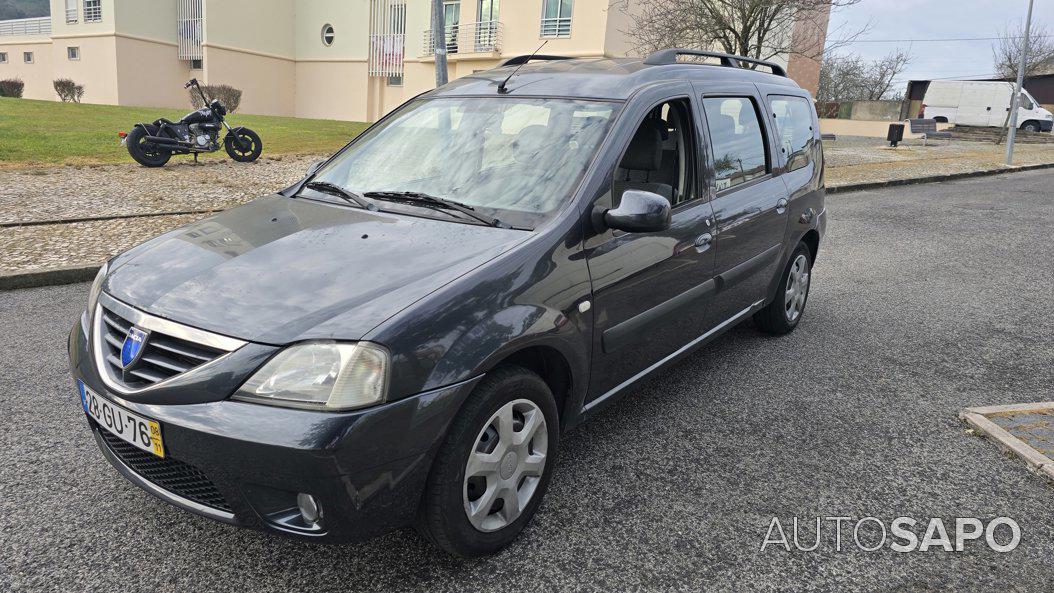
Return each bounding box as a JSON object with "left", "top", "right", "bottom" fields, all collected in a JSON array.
[{"left": 0, "top": 0, "right": 828, "bottom": 121}]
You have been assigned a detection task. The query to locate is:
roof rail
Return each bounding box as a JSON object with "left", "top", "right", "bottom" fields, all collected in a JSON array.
[
  {"left": 642, "top": 49, "right": 787, "bottom": 77},
  {"left": 500, "top": 54, "right": 573, "bottom": 67}
]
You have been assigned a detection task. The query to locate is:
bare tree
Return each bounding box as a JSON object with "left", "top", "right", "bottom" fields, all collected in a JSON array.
[
  {"left": 816, "top": 49, "right": 912, "bottom": 103},
  {"left": 992, "top": 20, "right": 1054, "bottom": 79},
  {"left": 622, "top": 0, "right": 864, "bottom": 64}
]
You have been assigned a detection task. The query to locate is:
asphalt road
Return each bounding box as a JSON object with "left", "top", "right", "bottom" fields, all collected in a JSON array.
[{"left": 2, "top": 171, "right": 1053, "bottom": 592}]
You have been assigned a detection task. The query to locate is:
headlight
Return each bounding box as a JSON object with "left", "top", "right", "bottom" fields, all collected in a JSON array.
[
  {"left": 87, "top": 262, "right": 109, "bottom": 313},
  {"left": 235, "top": 341, "right": 389, "bottom": 411}
]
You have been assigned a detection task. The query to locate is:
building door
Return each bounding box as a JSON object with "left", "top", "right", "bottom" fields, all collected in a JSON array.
[
  {"left": 443, "top": 1, "right": 460, "bottom": 53},
  {"left": 477, "top": 0, "right": 499, "bottom": 50}
]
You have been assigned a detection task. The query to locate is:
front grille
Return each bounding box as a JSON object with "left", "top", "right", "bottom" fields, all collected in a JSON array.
[
  {"left": 97, "top": 305, "right": 224, "bottom": 390},
  {"left": 97, "top": 426, "right": 233, "bottom": 513}
]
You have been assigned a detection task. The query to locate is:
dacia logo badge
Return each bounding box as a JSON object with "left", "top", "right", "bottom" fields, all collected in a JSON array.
[{"left": 121, "top": 326, "right": 149, "bottom": 368}]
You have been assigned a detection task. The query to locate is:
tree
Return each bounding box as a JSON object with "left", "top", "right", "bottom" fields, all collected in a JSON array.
[
  {"left": 621, "top": 0, "right": 864, "bottom": 64},
  {"left": 992, "top": 21, "right": 1054, "bottom": 79},
  {"left": 816, "top": 49, "right": 912, "bottom": 103}
]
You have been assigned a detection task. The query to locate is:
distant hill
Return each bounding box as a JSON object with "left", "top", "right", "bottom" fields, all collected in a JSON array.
[{"left": 0, "top": 0, "right": 49, "bottom": 20}]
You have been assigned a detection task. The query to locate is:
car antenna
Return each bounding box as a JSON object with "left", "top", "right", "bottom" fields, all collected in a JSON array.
[{"left": 497, "top": 41, "right": 548, "bottom": 95}]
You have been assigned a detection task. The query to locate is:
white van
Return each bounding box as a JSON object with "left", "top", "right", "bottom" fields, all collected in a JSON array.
[{"left": 922, "top": 80, "right": 1053, "bottom": 132}]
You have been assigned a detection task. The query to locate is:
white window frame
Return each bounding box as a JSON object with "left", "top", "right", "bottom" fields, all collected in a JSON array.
[
  {"left": 83, "top": 0, "right": 102, "bottom": 23},
  {"left": 539, "top": 0, "right": 572, "bottom": 38},
  {"left": 66, "top": 0, "right": 79, "bottom": 23},
  {"left": 68, "top": 46, "right": 80, "bottom": 60},
  {"left": 0, "top": 52, "right": 7, "bottom": 64},
  {"left": 321, "top": 23, "right": 335, "bottom": 46},
  {"left": 23, "top": 51, "right": 34, "bottom": 64}
]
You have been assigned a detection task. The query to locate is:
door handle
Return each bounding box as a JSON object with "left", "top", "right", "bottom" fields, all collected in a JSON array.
[
  {"left": 776, "top": 198, "right": 788, "bottom": 215},
  {"left": 694, "top": 232, "right": 713, "bottom": 253}
]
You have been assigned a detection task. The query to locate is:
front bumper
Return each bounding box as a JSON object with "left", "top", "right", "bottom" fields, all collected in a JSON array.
[
  {"left": 69, "top": 311, "right": 479, "bottom": 542},
  {"left": 1041, "top": 120, "right": 1053, "bottom": 132}
]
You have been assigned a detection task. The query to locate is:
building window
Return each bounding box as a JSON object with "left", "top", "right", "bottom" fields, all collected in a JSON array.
[
  {"left": 66, "top": 0, "right": 78, "bottom": 23},
  {"left": 190, "top": 58, "right": 202, "bottom": 70},
  {"left": 321, "top": 23, "right": 335, "bottom": 46},
  {"left": 23, "top": 52, "right": 34, "bottom": 64},
  {"left": 540, "top": 0, "right": 572, "bottom": 38},
  {"left": 68, "top": 46, "right": 80, "bottom": 60},
  {"left": 387, "top": 74, "right": 403, "bottom": 86},
  {"left": 83, "top": 0, "right": 102, "bottom": 22},
  {"left": 0, "top": 53, "right": 7, "bottom": 64}
]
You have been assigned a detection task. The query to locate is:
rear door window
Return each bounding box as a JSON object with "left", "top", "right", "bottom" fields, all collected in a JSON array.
[
  {"left": 770, "top": 96, "right": 816, "bottom": 172},
  {"left": 701, "top": 97, "right": 769, "bottom": 191}
]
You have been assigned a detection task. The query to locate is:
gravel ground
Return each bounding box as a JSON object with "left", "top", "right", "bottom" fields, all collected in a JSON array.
[
  {"left": 1, "top": 172, "right": 1052, "bottom": 591},
  {"left": 3, "top": 140, "right": 1054, "bottom": 274}
]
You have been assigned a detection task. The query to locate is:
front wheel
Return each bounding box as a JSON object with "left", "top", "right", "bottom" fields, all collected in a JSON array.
[
  {"left": 753, "top": 241, "right": 812, "bottom": 335},
  {"left": 224, "top": 128, "right": 262, "bottom": 162},
  {"left": 1021, "top": 121, "right": 1040, "bottom": 133},
  {"left": 417, "top": 365, "right": 559, "bottom": 557},
  {"left": 126, "top": 126, "right": 171, "bottom": 168}
]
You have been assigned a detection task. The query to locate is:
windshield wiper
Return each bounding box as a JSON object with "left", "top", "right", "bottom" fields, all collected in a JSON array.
[
  {"left": 304, "top": 181, "right": 377, "bottom": 211},
  {"left": 362, "top": 191, "right": 510, "bottom": 228}
]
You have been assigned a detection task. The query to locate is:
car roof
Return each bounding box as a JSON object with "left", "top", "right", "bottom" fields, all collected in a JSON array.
[{"left": 430, "top": 57, "right": 803, "bottom": 101}]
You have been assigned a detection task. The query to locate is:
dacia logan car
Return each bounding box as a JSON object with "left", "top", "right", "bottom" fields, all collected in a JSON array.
[{"left": 69, "top": 49, "right": 826, "bottom": 557}]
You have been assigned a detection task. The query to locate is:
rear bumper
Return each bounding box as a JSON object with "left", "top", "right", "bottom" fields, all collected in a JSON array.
[{"left": 69, "top": 312, "right": 479, "bottom": 543}]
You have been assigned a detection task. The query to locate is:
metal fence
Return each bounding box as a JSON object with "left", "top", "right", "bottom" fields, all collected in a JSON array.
[
  {"left": 0, "top": 16, "right": 52, "bottom": 37},
  {"left": 421, "top": 21, "right": 503, "bottom": 56}
]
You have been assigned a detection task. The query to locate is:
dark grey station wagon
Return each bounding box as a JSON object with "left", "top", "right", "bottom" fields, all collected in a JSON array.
[{"left": 69, "top": 49, "right": 826, "bottom": 557}]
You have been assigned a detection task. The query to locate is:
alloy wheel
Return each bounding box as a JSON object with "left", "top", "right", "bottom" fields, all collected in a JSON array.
[
  {"left": 784, "top": 254, "right": 810, "bottom": 322},
  {"left": 463, "top": 398, "right": 548, "bottom": 532}
]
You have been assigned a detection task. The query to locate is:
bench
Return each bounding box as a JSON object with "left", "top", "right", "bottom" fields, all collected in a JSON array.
[{"left": 908, "top": 118, "right": 952, "bottom": 145}]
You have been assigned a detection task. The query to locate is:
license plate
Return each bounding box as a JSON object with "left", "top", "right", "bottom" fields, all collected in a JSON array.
[
  {"left": 78, "top": 381, "right": 164, "bottom": 458},
  {"left": 119, "top": 137, "right": 127, "bottom": 146}
]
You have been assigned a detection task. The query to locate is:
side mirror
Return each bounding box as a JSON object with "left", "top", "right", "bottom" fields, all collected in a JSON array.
[{"left": 603, "top": 190, "right": 671, "bottom": 233}]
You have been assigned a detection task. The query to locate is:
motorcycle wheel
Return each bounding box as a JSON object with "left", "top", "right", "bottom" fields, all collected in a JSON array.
[
  {"left": 126, "top": 126, "right": 172, "bottom": 168},
  {"left": 224, "top": 128, "right": 262, "bottom": 162}
]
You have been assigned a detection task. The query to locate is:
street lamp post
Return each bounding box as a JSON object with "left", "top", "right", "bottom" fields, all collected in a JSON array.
[
  {"left": 1006, "top": 0, "right": 1035, "bottom": 165},
  {"left": 431, "top": 0, "right": 448, "bottom": 87}
]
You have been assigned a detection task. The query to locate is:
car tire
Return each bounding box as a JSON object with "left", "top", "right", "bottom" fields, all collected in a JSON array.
[
  {"left": 1021, "top": 121, "right": 1040, "bottom": 133},
  {"left": 417, "top": 365, "right": 559, "bottom": 558},
  {"left": 126, "top": 126, "right": 171, "bottom": 168},
  {"left": 753, "top": 241, "right": 812, "bottom": 335}
]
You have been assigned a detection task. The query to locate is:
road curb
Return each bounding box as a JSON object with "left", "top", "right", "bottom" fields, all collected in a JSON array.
[
  {"left": 2, "top": 162, "right": 1053, "bottom": 291},
  {"left": 827, "top": 161, "right": 1054, "bottom": 194},
  {"left": 960, "top": 403, "right": 1054, "bottom": 483},
  {"left": 0, "top": 264, "right": 101, "bottom": 291}
]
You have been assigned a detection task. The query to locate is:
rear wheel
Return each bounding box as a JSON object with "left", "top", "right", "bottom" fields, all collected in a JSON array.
[
  {"left": 126, "top": 126, "right": 171, "bottom": 168},
  {"left": 753, "top": 241, "right": 812, "bottom": 335},
  {"left": 224, "top": 128, "right": 262, "bottom": 162},
  {"left": 417, "top": 365, "right": 559, "bottom": 557}
]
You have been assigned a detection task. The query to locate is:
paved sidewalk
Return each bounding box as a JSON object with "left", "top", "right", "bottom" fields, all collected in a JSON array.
[{"left": 2, "top": 139, "right": 1054, "bottom": 275}]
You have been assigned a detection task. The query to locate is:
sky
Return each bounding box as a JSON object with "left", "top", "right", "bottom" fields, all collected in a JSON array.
[{"left": 827, "top": 0, "right": 1054, "bottom": 89}]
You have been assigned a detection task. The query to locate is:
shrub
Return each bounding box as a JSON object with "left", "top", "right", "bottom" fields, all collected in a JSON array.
[
  {"left": 189, "top": 83, "right": 242, "bottom": 113},
  {"left": 0, "top": 78, "right": 24, "bottom": 98},
  {"left": 54, "top": 78, "right": 85, "bottom": 103}
]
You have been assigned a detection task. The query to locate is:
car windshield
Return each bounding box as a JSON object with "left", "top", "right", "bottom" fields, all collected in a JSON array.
[{"left": 311, "top": 96, "right": 619, "bottom": 228}]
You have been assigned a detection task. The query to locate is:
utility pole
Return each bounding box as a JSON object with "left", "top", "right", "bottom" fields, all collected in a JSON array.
[
  {"left": 430, "top": 0, "right": 448, "bottom": 87},
  {"left": 1006, "top": 0, "right": 1035, "bottom": 165}
]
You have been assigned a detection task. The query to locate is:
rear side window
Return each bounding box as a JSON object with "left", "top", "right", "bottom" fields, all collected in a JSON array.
[
  {"left": 702, "top": 97, "right": 768, "bottom": 191},
  {"left": 770, "top": 96, "right": 816, "bottom": 172}
]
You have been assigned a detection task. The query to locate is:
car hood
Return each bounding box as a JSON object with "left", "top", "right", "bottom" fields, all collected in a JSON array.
[{"left": 105, "top": 194, "right": 528, "bottom": 344}]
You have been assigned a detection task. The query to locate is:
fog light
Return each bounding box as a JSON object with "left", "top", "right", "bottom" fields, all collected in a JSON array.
[{"left": 297, "top": 493, "right": 321, "bottom": 525}]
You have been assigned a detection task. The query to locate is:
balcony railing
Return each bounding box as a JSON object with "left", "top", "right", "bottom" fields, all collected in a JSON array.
[
  {"left": 176, "top": 0, "right": 203, "bottom": 60},
  {"left": 0, "top": 16, "right": 52, "bottom": 37},
  {"left": 66, "top": 8, "right": 78, "bottom": 24},
  {"left": 540, "top": 17, "right": 571, "bottom": 38},
  {"left": 422, "top": 21, "right": 503, "bottom": 56}
]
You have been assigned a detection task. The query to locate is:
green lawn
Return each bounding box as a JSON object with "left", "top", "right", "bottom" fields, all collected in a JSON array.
[{"left": 0, "top": 97, "right": 369, "bottom": 167}]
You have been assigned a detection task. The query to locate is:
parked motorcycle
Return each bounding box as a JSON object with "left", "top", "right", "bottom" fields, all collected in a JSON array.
[{"left": 120, "top": 79, "right": 262, "bottom": 167}]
